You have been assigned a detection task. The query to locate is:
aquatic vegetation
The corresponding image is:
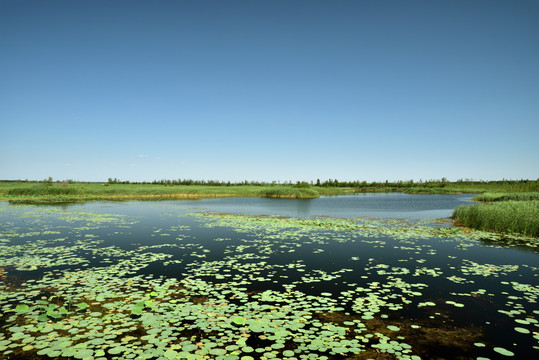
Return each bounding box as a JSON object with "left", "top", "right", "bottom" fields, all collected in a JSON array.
[
  {"left": 403, "top": 187, "right": 471, "bottom": 194},
  {"left": 0, "top": 202, "right": 538, "bottom": 359},
  {"left": 0, "top": 182, "right": 332, "bottom": 204},
  {"left": 473, "top": 192, "right": 539, "bottom": 202},
  {"left": 193, "top": 211, "right": 537, "bottom": 247},
  {"left": 453, "top": 200, "right": 539, "bottom": 237},
  {"left": 257, "top": 187, "right": 319, "bottom": 199},
  {"left": 7, "top": 185, "right": 82, "bottom": 196}
]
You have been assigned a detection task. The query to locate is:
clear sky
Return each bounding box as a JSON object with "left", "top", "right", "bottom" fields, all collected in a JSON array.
[{"left": 1, "top": 0, "right": 538, "bottom": 183}]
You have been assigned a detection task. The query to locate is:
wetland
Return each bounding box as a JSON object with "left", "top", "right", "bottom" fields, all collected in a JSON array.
[{"left": 0, "top": 194, "right": 537, "bottom": 360}]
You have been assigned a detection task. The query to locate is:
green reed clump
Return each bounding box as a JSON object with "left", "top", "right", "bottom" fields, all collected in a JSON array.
[
  {"left": 403, "top": 187, "right": 470, "bottom": 194},
  {"left": 8, "top": 185, "right": 81, "bottom": 196},
  {"left": 473, "top": 192, "right": 539, "bottom": 202},
  {"left": 453, "top": 201, "right": 539, "bottom": 237},
  {"left": 258, "top": 187, "right": 319, "bottom": 199}
]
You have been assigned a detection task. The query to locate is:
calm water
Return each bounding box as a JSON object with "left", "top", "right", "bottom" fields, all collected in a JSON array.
[
  {"left": 0, "top": 195, "right": 537, "bottom": 360},
  {"left": 176, "top": 193, "right": 475, "bottom": 219}
]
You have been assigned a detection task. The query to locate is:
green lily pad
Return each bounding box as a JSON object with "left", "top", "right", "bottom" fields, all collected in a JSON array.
[
  {"left": 494, "top": 347, "right": 515, "bottom": 356},
  {"left": 77, "top": 302, "right": 89, "bottom": 310},
  {"left": 14, "top": 304, "right": 29, "bottom": 312},
  {"left": 233, "top": 316, "right": 246, "bottom": 326}
]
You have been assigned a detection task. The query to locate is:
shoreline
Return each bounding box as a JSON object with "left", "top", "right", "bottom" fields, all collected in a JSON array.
[{"left": 0, "top": 188, "right": 473, "bottom": 204}]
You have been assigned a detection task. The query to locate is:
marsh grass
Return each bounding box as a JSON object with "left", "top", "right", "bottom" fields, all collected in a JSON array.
[
  {"left": 403, "top": 187, "right": 474, "bottom": 194},
  {"left": 453, "top": 201, "right": 539, "bottom": 237},
  {"left": 0, "top": 183, "right": 332, "bottom": 202},
  {"left": 473, "top": 192, "right": 539, "bottom": 202},
  {"left": 7, "top": 185, "right": 81, "bottom": 196},
  {"left": 257, "top": 187, "right": 319, "bottom": 198},
  {"left": 2, "top": 181, "right": 538, "bottom": 207}
]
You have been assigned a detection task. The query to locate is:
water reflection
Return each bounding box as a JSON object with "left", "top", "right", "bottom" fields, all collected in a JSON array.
[
  {"left": 5, "top": 193, "right": 475, "bottom": 220},
  {"left": 296, "top": 199, "right": 312, "bottom": 216},
  {"left": 190, "top": 193, "right": 474, "bottom": 219}
]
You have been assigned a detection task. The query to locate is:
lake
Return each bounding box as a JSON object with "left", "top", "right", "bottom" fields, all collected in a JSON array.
[
  {"left": 0, "top": 194, "right": 537, "bottom": 360},
  {"left": 169, "top": 193, "right": 476, "bottom": 219}
]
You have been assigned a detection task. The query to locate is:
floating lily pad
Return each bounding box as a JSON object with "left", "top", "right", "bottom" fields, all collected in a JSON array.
[
  {"left": 283, "top": 350, "right": 295, "bottom": 357},
  {"left": 494, "top": 347, "right": 515, "bottom": 356},
  {"left": 14, "top": 304, "right": 29, "bottom": 312},
  {"left": 233, "top": 316, "right": 246, "bottom": 326}
]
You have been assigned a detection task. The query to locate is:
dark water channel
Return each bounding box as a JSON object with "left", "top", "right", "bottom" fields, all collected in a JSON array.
[{"left": 0, "top": 194, "right": 537, "bottom": 360}]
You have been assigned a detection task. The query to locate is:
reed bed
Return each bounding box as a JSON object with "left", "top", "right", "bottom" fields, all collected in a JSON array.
[
  {"left": 453, "top": 200, "right": 539, "bottom": 237},
  {"left": 7, "top": 185, "right": 81, "bottom": 196},
  {"left": 257, "top": 187, "right": 319, "bottom": 198},
  {"left": 1, "top": 183, "right": 329, "bottom": 202},
  {"left": 403, "top": 187, "right": 475, "bottom": 194},
  {"left": 473, "top": 192, "right": 539, "bottom": 202}
]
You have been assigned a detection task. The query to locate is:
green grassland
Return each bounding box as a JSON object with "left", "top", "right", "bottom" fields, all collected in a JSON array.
[{"left": 0, "top": 182, "right": 351, "bottom": 203}]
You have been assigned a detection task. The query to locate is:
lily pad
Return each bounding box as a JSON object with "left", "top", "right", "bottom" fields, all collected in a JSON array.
[{"left": 494, "top": 347, "right": 515, "bottom": 356}]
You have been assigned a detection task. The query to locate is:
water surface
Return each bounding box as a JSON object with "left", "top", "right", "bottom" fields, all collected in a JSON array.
[
  {"left": 0, "top": 195, "right": 537, "bottom": 360},
  {"left": 164, "top": 192, "right": 475, "bottom": 219}
]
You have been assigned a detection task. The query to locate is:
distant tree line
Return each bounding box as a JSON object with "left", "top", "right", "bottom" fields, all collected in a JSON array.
[
  {"left": 3, "top": 177, "right": 538, "bottom": 192},
  {"left": 101, "top": 178, "right": 539, "bottom": 191},
  {"left": 315, "top": 178, "right": 539, "bottom": 191},
  {"left": 2, "top": 178, "right": 78, "bottom": 184},
  {"left": 108, "top": 178, "right": 275, "bottom": 186}
]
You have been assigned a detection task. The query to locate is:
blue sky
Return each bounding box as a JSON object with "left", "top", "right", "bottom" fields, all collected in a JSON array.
[{"left": 1, "top": 0, "right": 538, "bottom": 182}]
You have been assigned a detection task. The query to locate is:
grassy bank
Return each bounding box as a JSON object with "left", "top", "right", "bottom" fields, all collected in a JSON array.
[
  {"left": 0, "top": 182, "right": 356, "bottom": 203},
  {"left": 453, "top": 201, "right": 539, "bottom": 237},
  {"left": 403, "top": 187, "right": 478, "bottom": 194},
  {"left": 1, "top": 182, "right": 470, "bottom": 203}
]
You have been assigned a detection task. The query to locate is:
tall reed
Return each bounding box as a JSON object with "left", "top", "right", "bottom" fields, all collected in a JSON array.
[
  {"left": 8, "top": 185, "right": 81, "bottom": 196},
  {"left": 257, "top": 187, "right": 319, "bottom": 198},
  {"left": 453, "top": 201, "right": 539, "bottom": 237}
]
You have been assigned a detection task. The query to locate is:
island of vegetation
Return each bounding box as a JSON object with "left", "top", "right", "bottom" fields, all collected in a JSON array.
[{"left": 0, "top": 178, "right": 537, "bottom": 237}]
